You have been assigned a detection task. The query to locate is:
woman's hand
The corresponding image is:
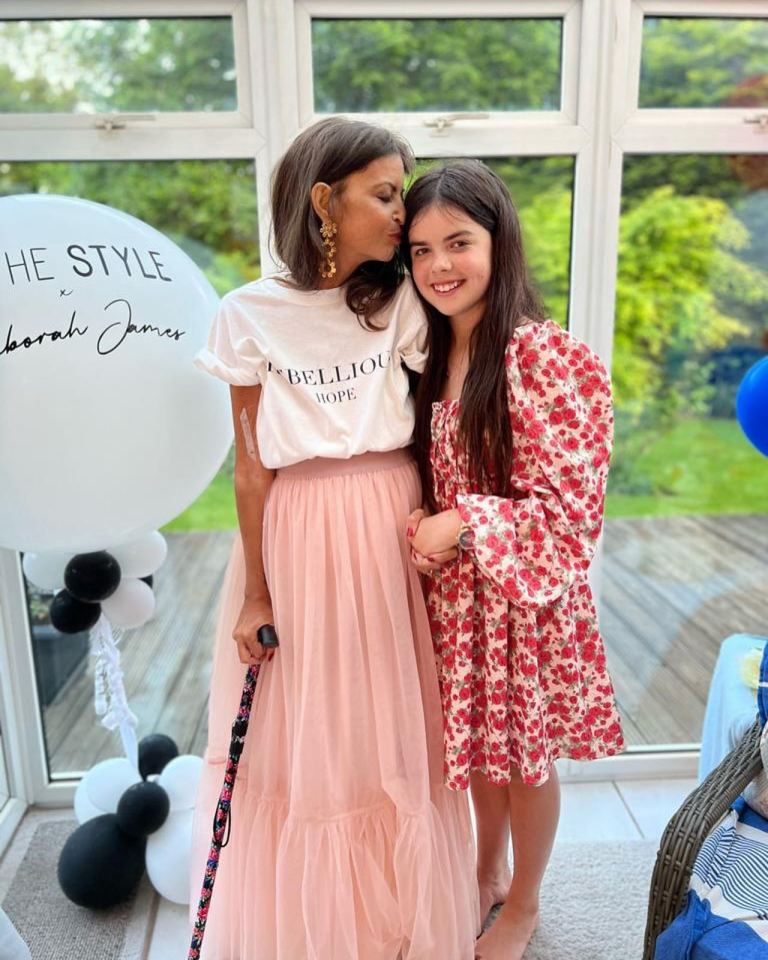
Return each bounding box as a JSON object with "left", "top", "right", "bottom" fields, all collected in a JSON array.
[
  {"left": 406, "top": 508, "right": 460, "bottom": 573},
  {"left": 233, "top": 596, "right": 277, "bottom": 665}
]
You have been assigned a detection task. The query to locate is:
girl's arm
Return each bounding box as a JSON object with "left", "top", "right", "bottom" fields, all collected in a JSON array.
[
  {"left": 229, "top": 383, "right": 276, "bottom": 663},
  {"left": 457, "top": 324, "right": 612, "bottom": 608}
]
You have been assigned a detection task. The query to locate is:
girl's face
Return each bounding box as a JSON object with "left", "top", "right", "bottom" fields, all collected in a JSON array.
[
  {"left": 332, "top": 153, "right": 406, "bottom": 269},
  {"left": 408, "top": 203, "right": 493, "bottom": 324}
]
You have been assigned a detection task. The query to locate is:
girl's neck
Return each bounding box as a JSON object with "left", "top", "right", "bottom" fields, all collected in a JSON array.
[{"left": 449, "top": 304, "right": 483, "bottom": 350}]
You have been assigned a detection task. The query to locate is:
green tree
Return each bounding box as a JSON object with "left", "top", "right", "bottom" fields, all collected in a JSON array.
[
  {"left": 640, "top": 17, "right": 767, "bottom": 108},
  {"left": 313, "top": 18, "right": 561, "bottom": 113},
  {"left": 0, "top": 19, "right": 235, "bottom": 112}
]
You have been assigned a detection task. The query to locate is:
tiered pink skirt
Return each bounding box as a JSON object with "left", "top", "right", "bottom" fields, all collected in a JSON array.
[{"left": 190, "top": 449, "right": 479, "bottom": 959}]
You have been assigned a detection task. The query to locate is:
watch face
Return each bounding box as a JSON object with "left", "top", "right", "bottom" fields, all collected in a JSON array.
[{"left": 458, "top": 527, "right": 475, "bottom": 550}]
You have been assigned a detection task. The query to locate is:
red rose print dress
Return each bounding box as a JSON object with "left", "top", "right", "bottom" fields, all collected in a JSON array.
[{"left": 427, "top": 319, "right": 624, "bottom": 790}]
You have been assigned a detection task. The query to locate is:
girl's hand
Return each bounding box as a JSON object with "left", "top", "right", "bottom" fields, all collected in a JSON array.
[
  {"left": 233, "top": 596, "right": 276, "bottom": 665},
  {"left": 408, "top": 508, "right": 462, "bottom": 559},
  {"left": 409, "top": 544, "right": 458, "bottom": 573}
]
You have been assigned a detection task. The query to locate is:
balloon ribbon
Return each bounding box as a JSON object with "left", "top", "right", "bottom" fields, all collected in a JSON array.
[
  {"left": 89, "top": 613, "right": 139, "bottom": 770},
  {"left": 188, "top": 664, "right": 259, "bottom": 959}
]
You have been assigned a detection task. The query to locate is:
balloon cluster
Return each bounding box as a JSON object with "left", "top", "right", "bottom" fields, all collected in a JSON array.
[
  {"left": 60, "top": 734, "right": 203, "bottom": 908},
  {"left": 23, "top": 532, "right": 167, "bottom": 633}
]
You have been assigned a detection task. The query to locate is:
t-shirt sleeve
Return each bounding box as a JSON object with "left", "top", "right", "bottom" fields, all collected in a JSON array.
[
  {"left": 194, "top": 293, "right": 267, "bottom": 386},
  {"left": 394, "top": 279, "right": 428, "bottom": 373}
]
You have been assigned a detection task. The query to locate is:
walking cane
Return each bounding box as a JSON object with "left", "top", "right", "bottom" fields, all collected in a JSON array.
[{"left": 188, "top": 625, "right": 279, "bottom": 960}]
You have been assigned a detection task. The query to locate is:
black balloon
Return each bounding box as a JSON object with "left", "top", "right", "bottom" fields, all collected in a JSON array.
[
  {"left": 138, "top": 733, "right": 179, "bottom": 780},
  {"left": 50, "top": 590, "right": 101, "bottom": 634},
  {"left": 116, "top": 781, "right": 170, "bottom": 838},
  {"left": 58, "top": 814, "right": 146, "bottom": 908},
  {"left": 64, "top": 551, "right": 121, "bottom": 603}
]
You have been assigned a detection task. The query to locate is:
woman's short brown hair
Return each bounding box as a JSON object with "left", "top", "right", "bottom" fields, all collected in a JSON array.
[{"left": 270, "top": 116, "right": 414, "bottom": 326}]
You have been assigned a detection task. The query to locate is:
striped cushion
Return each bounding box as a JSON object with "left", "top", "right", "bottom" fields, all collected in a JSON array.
[{"left": 655, "top": 799, "right": 768, "bottom": 958}]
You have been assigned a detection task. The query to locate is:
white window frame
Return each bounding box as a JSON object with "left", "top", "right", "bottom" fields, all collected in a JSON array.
[
  {"left": 0, "top": 0, "right": 255, "bottom": 134},
  {"left": 0, "top": 0, "right": 765, "bottom": 806},
  {"left": 294, "top": 0, "right": 584, "bottom": 152}
]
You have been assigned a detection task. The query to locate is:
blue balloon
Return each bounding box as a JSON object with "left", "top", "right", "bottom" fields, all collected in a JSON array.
[{"left": 736, "top": 356, "right": 768, "bottom": 457}]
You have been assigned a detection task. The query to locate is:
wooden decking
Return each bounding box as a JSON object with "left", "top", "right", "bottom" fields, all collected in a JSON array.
[
  {"left": 44, "top": 516, "right": 768, "bottom": 775},
  {"left": 602, "top": 514, "right": 768, "bottom": 747}
]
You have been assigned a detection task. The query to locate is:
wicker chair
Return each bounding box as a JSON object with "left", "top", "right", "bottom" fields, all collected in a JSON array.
[{"left": 642, "top": 720, "right": 763, "bottom": 960}]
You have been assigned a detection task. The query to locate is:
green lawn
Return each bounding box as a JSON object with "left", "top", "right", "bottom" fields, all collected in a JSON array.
[
  {"left": 606, "top": 417, "right": 768, "bottom": 518},
  {"left": 161, "top": 418, "right": 767, "bottom": 531},
  {"left": 162, "top": 465, "right": 237, "bottom": 532}
]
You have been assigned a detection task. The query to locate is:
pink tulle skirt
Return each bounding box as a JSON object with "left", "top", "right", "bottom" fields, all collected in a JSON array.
[{"left": 190, "top": 449, "right": 479, "bottom": 959}]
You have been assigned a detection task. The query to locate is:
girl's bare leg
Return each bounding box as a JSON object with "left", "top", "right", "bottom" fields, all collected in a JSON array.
[
  {"left": 475, "top": 765, "right": 560, "bottom": 960},
  {"left": 469, "top": 772, "right": 513, "bottom": 925}
]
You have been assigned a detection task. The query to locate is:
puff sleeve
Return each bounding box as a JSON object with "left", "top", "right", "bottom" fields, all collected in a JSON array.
[
  {"left": 194, "top": 293, "right": 267, "bottom": 386},
  {"left": 457, "top": 321, "right": 613, "bottom": 609},
  {"left": 394, "top": 279, "right": 428, "bottom": 373}
]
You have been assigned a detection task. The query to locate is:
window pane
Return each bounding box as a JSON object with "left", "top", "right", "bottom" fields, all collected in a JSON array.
[
  {"left": 606, "top": 153, "right": 768, "bottom": 748},
  {"left": 413, "top": 157, "right": 574, "bottom": 323},
  {"left": 640, "top": 17, "right": 768, "bottom": 108},
  {"left": 4, "top": 159, "right": 256, "bottom": 775},
  {"left": 0, "top": 19, "right": 236, "bottom": 113},
  {"left": 312, "top": 19, "right": 562, "bottom": 113}
]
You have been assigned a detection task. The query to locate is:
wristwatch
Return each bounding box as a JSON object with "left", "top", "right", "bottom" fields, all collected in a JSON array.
[{"left": 456, "top": 522, "right": 475, "bottom": 551}]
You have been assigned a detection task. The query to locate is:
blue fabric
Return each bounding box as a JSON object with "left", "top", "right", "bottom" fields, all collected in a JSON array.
[
  {"left": 758, "top": 642, "right": 768, "bottom": 727},
  {"left": 655, "top": 891, "right": 768, "bottom": 960},
  {"left": 734, "top": 796, "right": 768, "bottom": 834},
  {"left": 654, "top": 891, "right": 709, "bottom": 960}
]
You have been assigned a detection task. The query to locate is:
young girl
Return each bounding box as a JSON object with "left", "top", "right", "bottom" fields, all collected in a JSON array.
[
  {"left": 191, "top": 120, "right": 478, "bottom": 959},
  {"left": 403, "top": 160, "right": 624, "bottom": 960}
]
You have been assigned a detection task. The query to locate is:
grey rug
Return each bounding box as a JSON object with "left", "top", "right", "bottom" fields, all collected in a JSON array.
[
  {"left": 486, "top": 839, "right": 657, "bottom": 959},
  {"left": 1, "top": 820, "right": 155, "bottom": 960}
]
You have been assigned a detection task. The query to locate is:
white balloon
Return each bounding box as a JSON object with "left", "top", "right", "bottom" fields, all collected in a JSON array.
[
  {"left": 157, "top": 754, "right": 203, "bottom": 812},
  {"left": 83, "top": 757, "right": 141, "bottom": 814},
  {"left": 146, "top": 808, "right": 194, "bottom": 904},
  {"left": 21, "top": 550, "right": 72, "bottom": 591},
  {"left": 73, "top": 776, "right": 104, "bottom": 824},
  {"left": 0, "top": 194, "right": 233, "bottom": 553},
  {"left": 110, "top": 531, "right": 167, "bottom": 579},
  {"left": 101, "top": 578, "right": 156, "bottom": 629}
]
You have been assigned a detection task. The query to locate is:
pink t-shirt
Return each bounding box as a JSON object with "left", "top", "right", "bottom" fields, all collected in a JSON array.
[{"left": 194, "top": 276, "right": 427, "bottom": 469}]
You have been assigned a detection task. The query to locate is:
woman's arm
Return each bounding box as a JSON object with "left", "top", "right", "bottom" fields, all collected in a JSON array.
[{"left": 229, "top": 383, "right": 276, "bottom": 664}]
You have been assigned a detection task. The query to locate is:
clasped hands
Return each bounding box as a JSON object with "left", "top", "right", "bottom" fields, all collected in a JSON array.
[{"left": 405, "top": 507, "right": 462, "bottom": 574}]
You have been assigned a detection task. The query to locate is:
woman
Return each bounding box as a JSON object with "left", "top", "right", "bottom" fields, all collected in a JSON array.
[{"left": 190, "top": 118, "right": 479, "bottom": 960}]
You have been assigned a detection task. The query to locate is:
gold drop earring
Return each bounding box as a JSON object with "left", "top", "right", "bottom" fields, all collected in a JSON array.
[{"left": 320, "top": 219, "right": 337, "bottom": 279}]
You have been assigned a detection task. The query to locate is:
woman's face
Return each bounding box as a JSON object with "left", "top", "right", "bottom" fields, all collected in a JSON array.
[
  {"left": 408, "top": 203, "right": 492, "bottom": 325},
  {"left": 331, "top": 154, "right": 406, "bottom": 270}
]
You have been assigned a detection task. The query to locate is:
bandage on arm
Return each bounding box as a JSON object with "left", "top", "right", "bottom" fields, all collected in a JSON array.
[{"left": 230, "top": 385, "right": 274, "bottom": 604}]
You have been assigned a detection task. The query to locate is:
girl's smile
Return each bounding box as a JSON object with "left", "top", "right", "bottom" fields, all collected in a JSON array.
[{"left": 431, "top": 279, "right": 465, "bottom": 295}]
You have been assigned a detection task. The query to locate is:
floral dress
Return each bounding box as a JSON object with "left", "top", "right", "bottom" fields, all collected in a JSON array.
[{"left": 427, "top": 319, "right": 624, "bottom": 789}]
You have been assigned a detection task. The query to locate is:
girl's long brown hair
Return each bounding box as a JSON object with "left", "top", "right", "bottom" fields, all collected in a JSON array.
[
  {"left": 271, "top": 116, "right": 414, "bottom": 327},
  {"left": 403, "top": 160, "right": 545, "bottom": 511}
]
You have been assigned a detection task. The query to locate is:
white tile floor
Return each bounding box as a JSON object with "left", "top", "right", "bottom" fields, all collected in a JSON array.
[{"left": 148, "top": 775, "right": 697, "bottom": 955}]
